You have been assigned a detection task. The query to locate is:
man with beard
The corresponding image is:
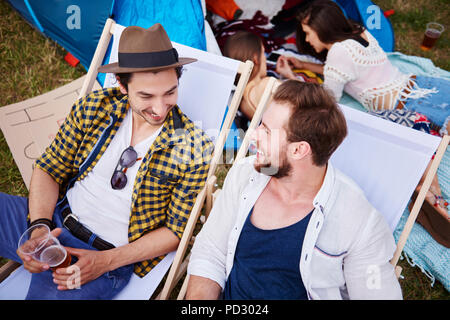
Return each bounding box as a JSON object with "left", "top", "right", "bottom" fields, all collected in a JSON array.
[
  {"left": 0, "top": 24, "right": 213, "bottom": 299},
  {"left": 186, "top": 80, "right": 402, "bottom": 300}
]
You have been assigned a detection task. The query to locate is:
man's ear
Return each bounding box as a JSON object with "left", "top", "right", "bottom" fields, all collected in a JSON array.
[
  {"left": 289, "top": 141, "right": 311, "bottom": 161},
  {"left": 116, "top": 76, "right": 128, "bottom": 95}
]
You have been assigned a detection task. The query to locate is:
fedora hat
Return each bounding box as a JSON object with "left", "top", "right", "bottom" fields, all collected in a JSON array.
[{"left": 98, "top": 23, "right": 196, "bottom": 74}]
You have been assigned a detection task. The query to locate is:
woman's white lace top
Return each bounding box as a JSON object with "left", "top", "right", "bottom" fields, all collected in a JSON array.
[{"left": 323, "top": 31, "right": 437, "bottom": 111}]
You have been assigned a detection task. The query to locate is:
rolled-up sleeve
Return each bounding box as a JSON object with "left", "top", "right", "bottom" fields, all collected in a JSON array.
[{"left": 34, "top": 98, "right": 84, "bottom": 185}]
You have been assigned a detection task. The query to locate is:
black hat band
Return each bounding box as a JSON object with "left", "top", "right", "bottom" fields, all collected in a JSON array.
[{"left": 118, "top": 48, "right": 179, "bottom": 69}]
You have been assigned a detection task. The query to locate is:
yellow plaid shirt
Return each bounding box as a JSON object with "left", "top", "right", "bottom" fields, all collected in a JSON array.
[{"left": 35, "top": 87, "right": 213, "bottom": 277}]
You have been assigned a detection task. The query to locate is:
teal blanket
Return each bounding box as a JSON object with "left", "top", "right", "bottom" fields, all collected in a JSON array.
[{"left": 340, "top": 52, "right": 450, "bottom": 291}]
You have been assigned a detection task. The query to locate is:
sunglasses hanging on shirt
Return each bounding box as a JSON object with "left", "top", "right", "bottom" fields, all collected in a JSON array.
[{"left": 111, "top": 146, "right": 142, "bottom": 190}]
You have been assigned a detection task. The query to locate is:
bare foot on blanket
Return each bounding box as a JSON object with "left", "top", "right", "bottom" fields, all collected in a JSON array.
[
  {"left": 415, "top": 183, "right": 449, "bottom": 218},
  {"left": 415, "top": 158, "right": 448, "bottom": 217}
]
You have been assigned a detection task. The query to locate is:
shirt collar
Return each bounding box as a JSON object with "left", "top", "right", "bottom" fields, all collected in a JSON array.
[
  {"left": 312, "top": 162, "right": 335, "bottom": 215},
  {"left": 247, "top": 157, "right": 336, "bottom": 216},
  {"left": 150, "top": 105, "right": 185, "bottom": 152}
]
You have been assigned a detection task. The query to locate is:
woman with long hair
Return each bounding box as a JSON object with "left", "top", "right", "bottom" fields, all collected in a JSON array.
[
  {"left": 277, "top": 0, "right": 449, "bottom": 130},
  {"left": 275, "top": 0, "right": 449, "bottom": 237}
]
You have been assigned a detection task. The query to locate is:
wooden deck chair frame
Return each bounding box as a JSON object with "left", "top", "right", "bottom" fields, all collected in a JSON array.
[
  {"left": 171, "top": 76, "right": 278, "bottom": 299},
  {"left": 173, "top": 78, "right": 449, "bottom": 299},
  {"left": 0, "top": 17, "right": 254, "bottom": 300}
]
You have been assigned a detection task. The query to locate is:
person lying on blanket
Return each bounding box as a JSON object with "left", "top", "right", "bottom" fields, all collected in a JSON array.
[
  {"left": 186, "top": 80, "right": 403, "bottom": 300},
  {"left": 223, "top": 31, "right": 278, "bottom": 121},
  {"left": 0, "top": 23, "right": 213, "bottom": 299},
  {"left": 275, "top": 0, "right": 449, "bottom": 231},
  {"left": 223, "top": 31, "right": 323, "bottom": 125}
]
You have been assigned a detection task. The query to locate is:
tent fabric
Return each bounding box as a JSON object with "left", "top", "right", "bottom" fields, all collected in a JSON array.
[
  {"left": 111, "top": 0, "right": 206, "bottom": 51},
  {"left": 210, "top": 0, "right": 394, "bottom": 53},
  {"left": 6, "top": 0, "right": 114, "bottom": 69},
  {"left": 6, "top": 0, "right": 207, "bottom": 72},
  {"left": 334, "top": 0, "right": 395, "bottom": 52},
  {"left": 97, "top": 0, "right": 207, "bottom": 86}
]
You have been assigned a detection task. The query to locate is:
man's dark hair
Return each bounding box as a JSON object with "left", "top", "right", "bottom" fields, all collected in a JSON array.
[
  {"left": 273, "top": 80, "right": 347, "bottom": 166},
  {"left": 115, "top": 66, "right": 184, "bottom": 91}
]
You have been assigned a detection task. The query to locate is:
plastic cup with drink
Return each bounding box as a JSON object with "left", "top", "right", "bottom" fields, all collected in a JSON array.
[
  {"left": 18, "top": 224, "right": 71, "bottom": 271},
  {"left": 421, "top": 22, "right": 445, "bottom": 51}
]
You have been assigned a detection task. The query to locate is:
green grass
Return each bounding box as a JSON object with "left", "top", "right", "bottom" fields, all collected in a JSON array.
[
  {"left": 0, "top": 0, "right": 448, "bottom": 299},
  {"left": 0, "top": 1, "right": 86, "bottom": 199},
  {"left": 0, "top": 0, "right": 85, "bottom": 268},
  {"left": 376, "top": 0, "right": 450, "bottom": 70}
]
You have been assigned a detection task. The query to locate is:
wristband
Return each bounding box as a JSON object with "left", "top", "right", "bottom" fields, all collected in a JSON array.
[{"left": 29, "top": 218, "right": 55, "bottom": 231}]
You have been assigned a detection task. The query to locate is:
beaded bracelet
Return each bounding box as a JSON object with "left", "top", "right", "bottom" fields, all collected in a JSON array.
[{"left": 433, "top": 195, "right": 449, "bottom": 210}]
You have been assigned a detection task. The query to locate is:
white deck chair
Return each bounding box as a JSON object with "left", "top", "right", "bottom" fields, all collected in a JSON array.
[
  {"left": 0, "top": 18, "right": 253, "bottom": 300},
  {"left": 174, "top": 79, "right": 449, "bottom": 299}
]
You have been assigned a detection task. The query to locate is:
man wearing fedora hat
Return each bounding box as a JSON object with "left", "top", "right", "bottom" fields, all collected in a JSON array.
[{"left": 0, "top": 23, "right": 213, "bottom": 299}]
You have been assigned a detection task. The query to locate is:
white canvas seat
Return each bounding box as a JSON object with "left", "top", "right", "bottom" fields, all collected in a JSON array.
[
  {"left": 0, "top": 18, "right": 253, "bottom": 300},
  {"left": 174, "top": 78, "right": 449, "bottom": 299}
]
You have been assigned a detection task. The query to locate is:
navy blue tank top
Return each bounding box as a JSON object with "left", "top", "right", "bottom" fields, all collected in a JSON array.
[{"left": 224, "top": 208, "right": 312, "bottom": 300}]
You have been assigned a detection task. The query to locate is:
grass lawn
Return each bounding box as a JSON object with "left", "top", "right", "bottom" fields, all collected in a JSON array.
[
  {"left": 376, "top": 0, "right": 449, "bottom": 70},
  {"left": 0, "top": 0, "right": 449, "bottom": 299}
]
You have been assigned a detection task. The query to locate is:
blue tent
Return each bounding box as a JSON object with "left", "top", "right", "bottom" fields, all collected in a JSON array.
[
  {"left": 6, "top": 0, "right": 241, "bottom": 148},
  {"left": 6, "top": 0, "right": 393, "bottom": 70},
  {"left": 5, "top": 0, "right": 394, "bottom": 151},
  {"left": 6, "top": 0, "right": 115, "bottom": 69},
  {"left": 334, "top": 0, "right": 395, "bottom": 52},
  {"left": 5, "top": 0, "right": 207, "bottom": 73}
]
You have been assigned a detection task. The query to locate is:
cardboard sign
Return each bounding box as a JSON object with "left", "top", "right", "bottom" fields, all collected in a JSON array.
[{"left": 0, "top": 76, "right": 100, "bottom": 189}]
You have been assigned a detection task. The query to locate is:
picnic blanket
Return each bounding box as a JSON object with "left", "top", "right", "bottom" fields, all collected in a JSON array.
[
  {"left": 342, "top": 52, "right": 450, "bottom": 291},
  {"left": 393, "top": 145, "right": 450, "bottom": 291}
]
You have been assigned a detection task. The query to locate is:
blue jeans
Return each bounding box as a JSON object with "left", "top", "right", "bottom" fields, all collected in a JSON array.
[
  {"left": 0, "top": 192, "right": 133, "bottom": 300},
  {"left": 403, "top": 75, "right": 450, "bottom": 130}
]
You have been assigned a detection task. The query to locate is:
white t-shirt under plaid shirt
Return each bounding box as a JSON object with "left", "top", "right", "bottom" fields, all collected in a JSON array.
[{"left": 67, "top": 108, "right": 162, "bottom": 247}]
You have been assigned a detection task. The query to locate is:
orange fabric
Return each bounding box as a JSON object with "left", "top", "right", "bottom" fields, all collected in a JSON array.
[
  {"left": 64, "top": 52, "right": 80, "bottom": 67},
  {"left": 206, "top": 0, "right": 241, "bottom": 21}
]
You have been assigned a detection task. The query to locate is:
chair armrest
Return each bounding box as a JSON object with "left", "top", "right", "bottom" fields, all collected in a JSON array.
[{"left": 0, "top": 260, "right": 21, "bottom": 283}]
